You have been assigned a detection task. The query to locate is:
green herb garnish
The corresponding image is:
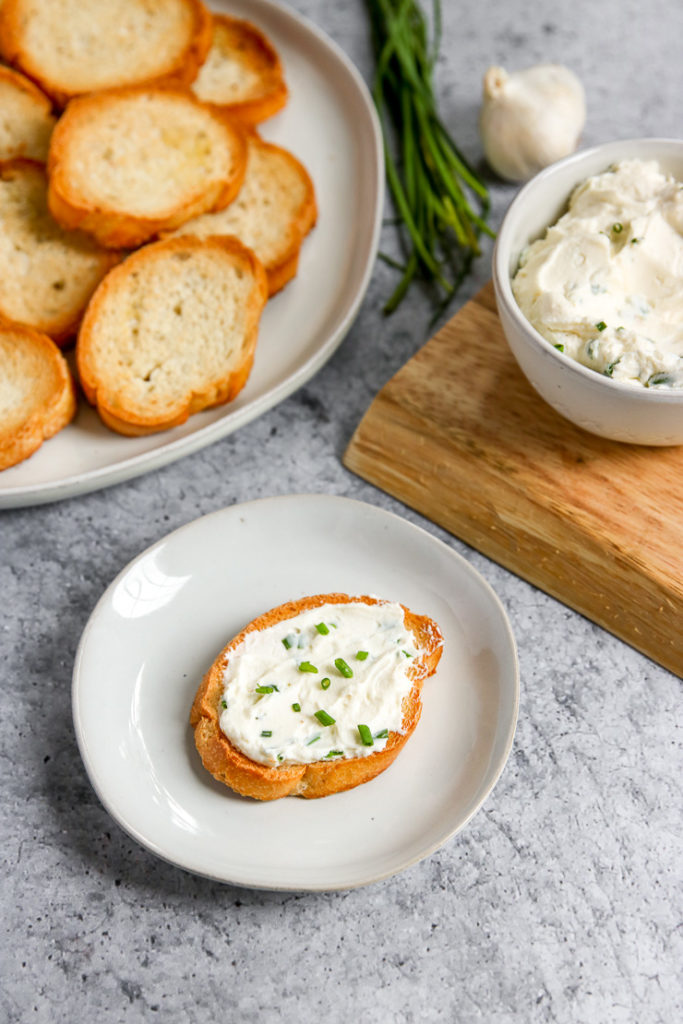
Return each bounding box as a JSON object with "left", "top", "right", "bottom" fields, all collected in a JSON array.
[
  {"left": 261, "top": 730, "right": 272, "bottom": 738},
  {"left": 314, "top": 710, "right": 336, "bottom": 727},
  {"left": 375, "top": 728, "right": 389, "bottom": 739},
  {"left": 355, "top": 651, "right": 369, "bottom": 661},
  {"left": 357, "top": 724, "right": 374, "bottom": 746},
  {"left": 315, "top": 623, "right": 330, "bottom": 635},
  {"left": 647, "top": 372, "right": 675, "bottom": 387},
  {"left": 402, "top": 650, "right": 413, "bottom": 658},
  {"left": 596, "top": 321, "right": 607, "bottom": 332},
  {"left": 335, "top": 657, "right": 353, "bottom": 678},
  {"left": 604, "top": 358, "right": 621, "bottom": 378},
  {"left": 553, "top": 343, "right": 565, "bottom": 353},
  {"left": 292, "top": 702, "right": 301, "bottom": 712},
  {"left": 255, "top": 685, "right": 278, "bottom": 694},
  {"left": 306, "top": 735, "right": 321, "bottom": 746},
  {"left": 612, "top": 222, "right": 623, "bottom": 234},
  {"left": 321, "top": 677, "right": 331, "bottom": 690},
  {"left": 220, "top": 700, "right": 227, "bottom": 709},
  {"left": 298, "top": 661, "right": 318, "bottom": 673},
  {"left": 325, "top": 750, "right": 344, "bottom": 758},
  {"left": 282, "top": 637, "right": 293, "bottom": 650},
  {"left": 367, "top": 0, "right": 492, "bottom": 317}
]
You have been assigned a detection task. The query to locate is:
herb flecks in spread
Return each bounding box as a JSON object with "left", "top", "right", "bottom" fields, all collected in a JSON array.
[
  {"left": 512, "top": 159, "right": 683, "bottom": 388},
  {"left": 218, "top": 601, "right": 419, "bottom": 767}
]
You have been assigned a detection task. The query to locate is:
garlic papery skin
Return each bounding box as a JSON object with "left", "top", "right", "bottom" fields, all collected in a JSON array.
[{"left": 479, "top": 64, "right": 586, "bottom": 182}]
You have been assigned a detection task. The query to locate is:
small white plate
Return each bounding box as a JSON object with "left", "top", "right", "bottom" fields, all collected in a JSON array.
[
  {"left": 73, "top": 495, "right": 519, "bottom": 890},
  {"left": 0, "top": 0, "right": 383, "bottom": 508}
]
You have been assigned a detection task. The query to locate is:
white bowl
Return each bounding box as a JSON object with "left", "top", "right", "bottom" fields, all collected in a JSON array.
[{"left": 492, "top": 138, "right": 683, "bottom": 446}]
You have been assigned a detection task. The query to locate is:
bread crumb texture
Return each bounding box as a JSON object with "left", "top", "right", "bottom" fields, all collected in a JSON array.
[
  {"left": 0, "top": 67, "right": 55, "bottom": 162},
  {"left": 47, "top": 88, "right": 248, "bottom": 246},
  {"left": 171, "top": 133, "right": 316, "bottom": 294},
  {"left": 77, "top": 236, "right": 268, "bottom": 434},
  {"left": 0, "top": 159, "right": 118, "bottom": 341},
  {"left": 192, "top": 15, "right": 288, "bottom": 123},
  {"left": 0, "top": 323, "right": 76, "bottom": 470},
  {"left": 0, "top": 0, "right": 211, "bottom": 104}
]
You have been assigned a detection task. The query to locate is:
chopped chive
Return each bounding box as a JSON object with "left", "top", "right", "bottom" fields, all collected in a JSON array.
[
  {"left": 325, "top": 750, "right": 344, "bottom": 758},
  {"left": 314, "top": 710, "right": 335, "bottom": 727},
  {"left": 335, "top": 657, "right": 353, "bottom": 678},
  {"left": 282, "top": 637, "right": 292, "bottom": 650},
  {"left": 596, "top": 321, "right": 607, "bottom": 332},
  {"left": 631, "top": 237, "right": 640, "bottom": 244},
  {"left": 277, "top": 754, "right": 284, "bottom": 762},
  {"left": 291, "top": 702, "right": 301, "bottom": 712},
  {"left": 261, "top": 730, "right": 272, "bottom": 738},
  {"left": 306, "top": 734, "right": 321, "bottom": 746},
  {"left": 402, "top": 650, "right": 413, "bottom": 658},
  {"left": 298, "top": 661, "right": 318, "bottom": 673},
  {"left": 315, "top": 622, "right": 330, "bottom": 635},
  {"left": 320, "top": 677, "right": 331, "bottom": 690},
  {"left": 357, "top": 724, "right": 374, "bottom": 746},
  {"left": 647, "top": 372, "right": 674, "bottom": 387},
  {"left": 612, "top": 222, "right": 623, "bottom": 234},
  {"left": 255, "top": 684, "right": 278, "bottom": 694},
  {"left": 553, "top": 343, "right": 565, "bottom": 352},
  {"left": 604, "top": 358, "right": 621, "bottom": 378},
  {"left": 375, "top": 728, "right": 389, "bottom": 739},
  {"left": 220, "top": 700, "right": 227, "bottom": 710},
  {"left": 355, "top": 650, "right": 369, "bottom": 661}
]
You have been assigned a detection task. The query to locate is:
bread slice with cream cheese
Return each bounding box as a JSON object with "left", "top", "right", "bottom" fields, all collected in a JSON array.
[
  {"left": 190, "top": 593, "right": 443, "bottom": 801},
  {"left": 0, "top": 322, "right": 76, "bottom": 470}
]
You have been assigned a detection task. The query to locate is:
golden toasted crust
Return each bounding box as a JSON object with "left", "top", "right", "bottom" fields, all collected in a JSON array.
[
  {"left": 0, "top": 322, "right": 76, "bottom": 470},
  {"left": 47, "top": 87, "right": 248, "bottom": 248},
  {"left": 190, "top": 594, "right": 444, "bottom": 801},
  {"left": 0, "top": 158, "right": 121, "bottom": 344},
  {"left": 191, "top": 15, "right": 288, "bottom": 124},
  {"left": 76, "top": 235, "right": 268, "bottom": 436},
  {"left": 0, "top": 0, "right": 213, "bottom": 108},
  {"left": 166, "top": 132, "right": 317, "bottom": 296}
]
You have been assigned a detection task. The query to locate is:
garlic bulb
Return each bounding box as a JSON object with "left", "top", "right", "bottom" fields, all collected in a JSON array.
[{"left": 479, "top": 63, "right": 586, "bottom": 182}]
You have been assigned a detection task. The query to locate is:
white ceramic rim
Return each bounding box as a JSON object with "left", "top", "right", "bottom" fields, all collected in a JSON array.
[
  {"left": 72, "top": 494, "right": 520, "bottom": 891},
  {"left": 0, "top": 0, "right": 385, "bottom": 509},
  {"left": 493, "top": 137, "right": 683, "bottom": 404}
]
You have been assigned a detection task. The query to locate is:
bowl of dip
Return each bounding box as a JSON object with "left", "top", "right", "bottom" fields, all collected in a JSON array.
[{"left": 493, "top": 138, "right": 683, "bottom": 445}]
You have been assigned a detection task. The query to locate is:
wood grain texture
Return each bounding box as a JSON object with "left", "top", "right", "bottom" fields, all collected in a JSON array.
[{"left": 344, "top": 283, "right": 683, "bottom": 678}]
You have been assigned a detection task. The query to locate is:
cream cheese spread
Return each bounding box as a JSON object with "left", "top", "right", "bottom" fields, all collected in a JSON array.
[
  {"left": 218, "top": 601, "right": 418, "bottom": 766},
  {"left": 512, "top": 159, "right": 683, "bottom": 388}
]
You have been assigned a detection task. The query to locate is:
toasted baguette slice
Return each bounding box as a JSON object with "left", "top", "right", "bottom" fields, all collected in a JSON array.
[
  {"left": 0, "top": 0, "right": 212, "bottom": 108},
  {"left": 169, "top": 132, "right": 317, "bottom": 295},
  {"left": 0, "top": 159, "right": 120, "bottom": 344},
  {"left": 191, "top": 15, "right": 288, "bottom": 124},
  {"left": 0, "top": 323, "right": 76, "bottom": 470},
  {"left": 0, "top": 66, "right": 55, "bottom": 162},
  {"left": 77, "top": 236, "right": 268, "bottom": 436},
  {"left": 48, "top": 88, "right": 247, "bottom": 249},
  {"left": 190, "top": 594, "right": 444, "bottom": 801}
]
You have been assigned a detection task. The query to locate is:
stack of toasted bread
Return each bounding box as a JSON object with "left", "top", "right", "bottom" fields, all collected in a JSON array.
[{"left": 0, "top": 0, "right": 317, "bottom": 467}]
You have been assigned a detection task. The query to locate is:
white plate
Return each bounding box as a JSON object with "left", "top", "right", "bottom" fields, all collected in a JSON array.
[
  {"left": 73, "top": 495, "right": 519, "bottom": 890},
  {"left": 0, "top": 0, "right": 383, "bottom": 508}
]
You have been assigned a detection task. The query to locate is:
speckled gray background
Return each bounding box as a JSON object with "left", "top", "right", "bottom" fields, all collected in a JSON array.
[{"left": 2, "top": 0, "right": 682, "bottom": 1021}]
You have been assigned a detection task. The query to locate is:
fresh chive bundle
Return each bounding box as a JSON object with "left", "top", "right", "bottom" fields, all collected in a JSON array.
[{"left": 366, "top": 0, "right": 492, "bottom": 316}]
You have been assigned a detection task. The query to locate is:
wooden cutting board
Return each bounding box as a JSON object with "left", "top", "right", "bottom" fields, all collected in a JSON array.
[{"left": 343, "top": 283, "right": 683, "bottom": 678}]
